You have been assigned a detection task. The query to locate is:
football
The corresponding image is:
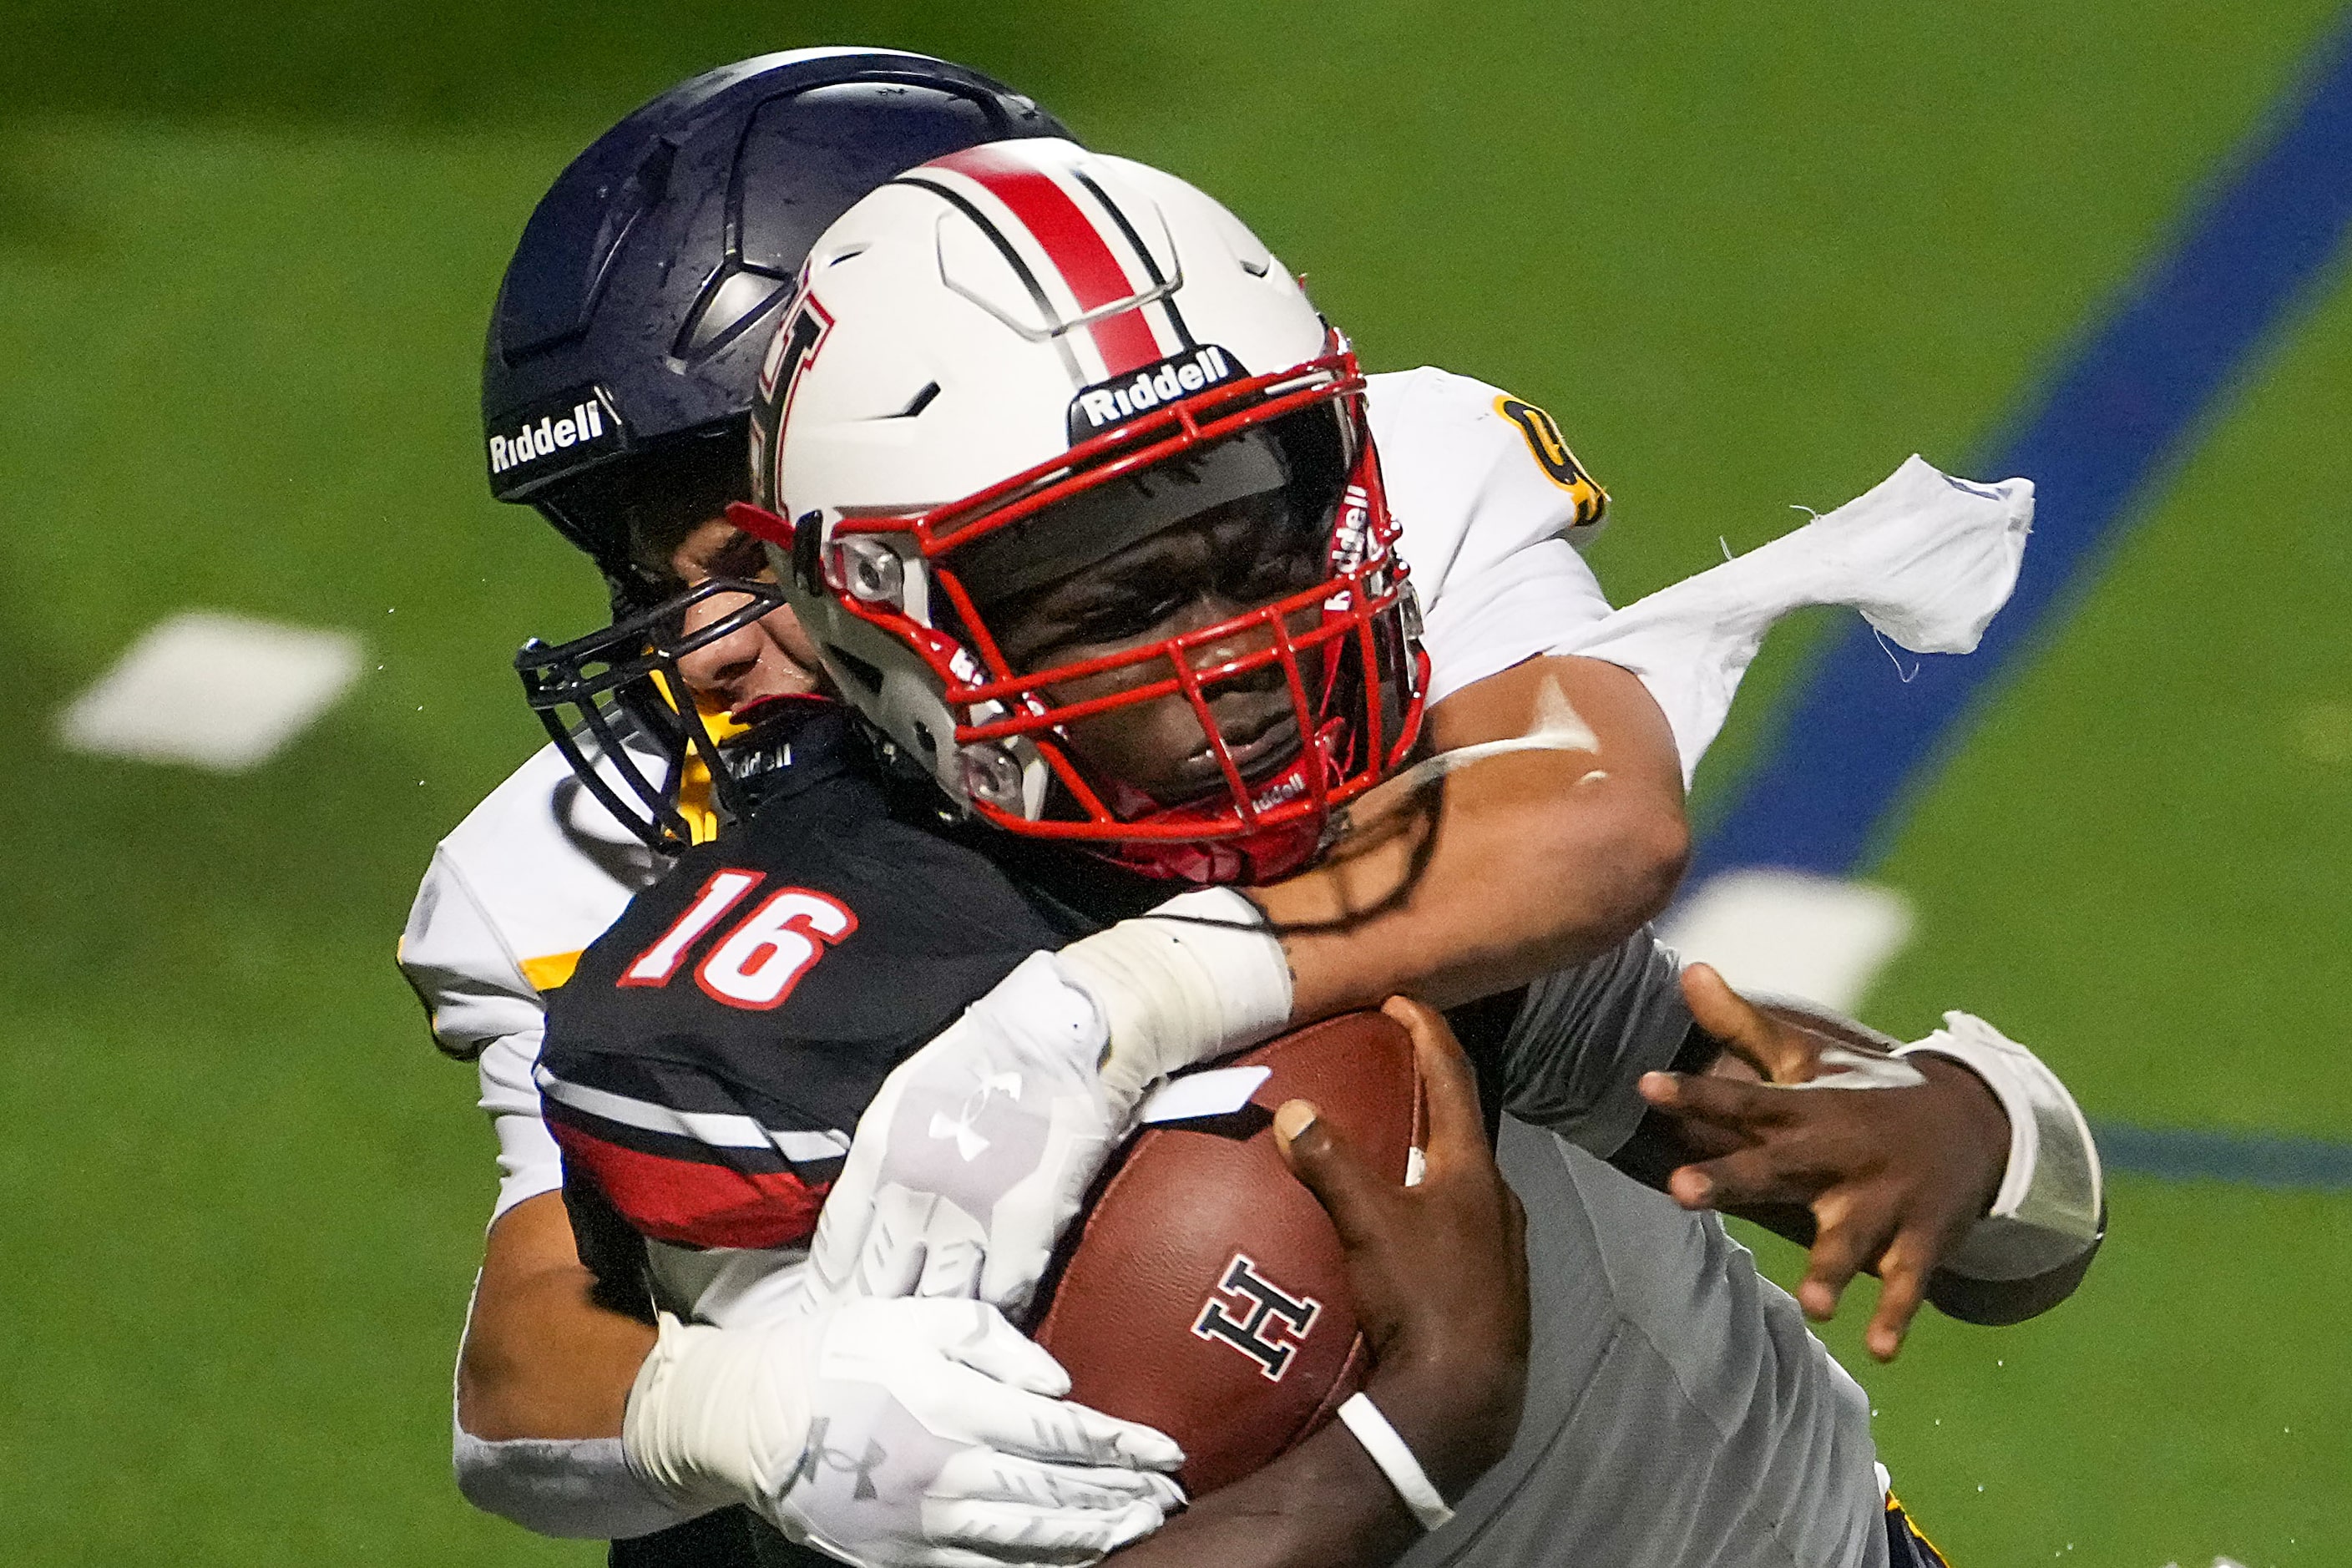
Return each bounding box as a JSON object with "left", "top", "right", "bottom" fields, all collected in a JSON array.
[{"left": 1029, "top": 1009, "right": 1425, "bottom": 1497}]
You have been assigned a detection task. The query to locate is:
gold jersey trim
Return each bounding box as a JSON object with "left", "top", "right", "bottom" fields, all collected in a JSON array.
[
  {"left": 519, "top": 950, "right": 584, "bottom": 993},
  {"left": 1494, "top": 394, "right": 1607, "bottom": 529}
]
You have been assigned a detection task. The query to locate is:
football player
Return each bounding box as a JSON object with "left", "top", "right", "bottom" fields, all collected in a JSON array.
[
  {"left": 415, "top": 52, "right": 1560, "bottom": 1565},
  {"left": 534, "top": 685, "right": 1536, "bottom": 1568},
  {"left": 399, "top": 58, "right": 2097, "bottom": 1568},
  {"left": 523, "top": 139, "right": 2082, "bottom": 1568}
]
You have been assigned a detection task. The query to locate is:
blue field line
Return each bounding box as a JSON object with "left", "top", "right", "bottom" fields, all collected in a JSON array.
[
  {"left": 1690, "top": 11, "right": 2352, "bottom": 885},
  {"left": 2093, "top": 1122, "right": 2352, "bottom": 1191}
]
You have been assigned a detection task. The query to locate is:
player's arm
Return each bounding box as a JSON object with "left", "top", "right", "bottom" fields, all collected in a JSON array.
[
  {"left": 398, "top": 847, "right": 654, "bottom": 1444},
  {"left": 441, "top": 1031, "right": 704, "bottom": 1539},
  {"left": 458, "top": 1146, "right": 1189, "bottom": 1555},
  {"left": 1257, "top": 443, "right": 2034, "bottom": 1029},
  {"left": 1241, "top": 375, "right": 1687, "bottom": 1021},
  {"left": 1618, "top": 967, "right": 2105, "bottom": 1358},
  {"left": 1050, "top": 664, "right": 1687, "bottom": 1130},
  {"left": 460, "top": 1193, "right": 652, "bottom": 1443},
  {"left": 1110, "top": 998, "right": 1528, "bottom": 1567},
  {"left": 816, "top": 658, "right": 1685, "bottom": 1314},
  {"left": 400, "top": 851, "right": 708, "bottom": 1538},
  {"left": 584, "top": 992, "right": 1539, "bottom": 1568},
  {"left": 1467, "top": 927, "right": 2099, "bottom": 1356},
  {"left": 453, "top": 1192, "right": 718, "bottom": 1541},
  {"left": 1252, "top": 650, "right": 1689, "bottom": 1020}
]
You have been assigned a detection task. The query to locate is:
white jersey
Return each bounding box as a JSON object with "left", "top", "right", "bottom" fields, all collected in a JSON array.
[
  {"left": 402, "top": 366, "right": 1889, "bottom": 1564},
  {"left": 1364, "top": 367, "right": 1612, "bottom": 705},
  {"left": 399, "top": 736, "right": 668, "bottom": 1214}
]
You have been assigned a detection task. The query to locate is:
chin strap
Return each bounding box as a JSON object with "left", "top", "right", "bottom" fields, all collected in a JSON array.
[
  {"left": 1055, "top": 886, "right": 1295, "bottom": 1102},
  {"left": 1896, "top": 1013, "right": 2105, "bottom": 1281}
]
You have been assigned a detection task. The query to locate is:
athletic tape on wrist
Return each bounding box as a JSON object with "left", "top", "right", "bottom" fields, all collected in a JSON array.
[
  {"left": 1336, "top": 1392, "right": 1455, "bottom": 1531},
  {"left": 1057, "top": 886, "right": 1293, "bottom": 1100},
  {"left": 622, "top": 1312, "right": 812, "bottom": 1515},
  {"left": 1896, "top": 1012, "right": 2104, "bottom": 1280}
]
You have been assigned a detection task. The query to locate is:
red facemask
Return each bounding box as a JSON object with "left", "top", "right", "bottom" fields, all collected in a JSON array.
[{"left": 731, "top": 340, "right": 1428, "bottom": 884}]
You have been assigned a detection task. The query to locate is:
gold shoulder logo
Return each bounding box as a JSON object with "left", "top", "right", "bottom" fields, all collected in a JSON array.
[{"left": 1495, "top": 396, "right": 1607, "bottom": 531}]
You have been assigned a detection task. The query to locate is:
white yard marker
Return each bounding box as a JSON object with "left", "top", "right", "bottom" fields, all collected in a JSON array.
[
  {"left": 56, "top": 611, "right": 363, "bottom": 771},
  {"left": 1657, "top": 868, "right": 1915, "bottom": 1014}
]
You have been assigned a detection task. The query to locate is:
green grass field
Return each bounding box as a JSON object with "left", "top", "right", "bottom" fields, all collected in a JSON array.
[{"left": 3, "top": 3, "right": 2347, "bottom": 1562}]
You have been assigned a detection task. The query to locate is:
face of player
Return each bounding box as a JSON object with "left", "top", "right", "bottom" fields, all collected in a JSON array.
[
  {"left": 664, "top": 518, "right": 827, "bottom": 716},
  {"left": 984, "top": 488, "right": 1328, "bottom": 807}
]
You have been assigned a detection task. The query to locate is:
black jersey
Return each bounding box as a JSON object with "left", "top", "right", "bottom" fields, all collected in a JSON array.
[
  {"left": 539, "top": 706, "right": 1073, "bottom": 1257},
  {"left": 542, "top": 701, "right": 1530, "bottom": 1278}
]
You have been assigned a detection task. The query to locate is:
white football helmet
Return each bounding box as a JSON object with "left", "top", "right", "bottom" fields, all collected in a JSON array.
[{"left": 732, "top": 138, "right": 1426, "bottom": 883}]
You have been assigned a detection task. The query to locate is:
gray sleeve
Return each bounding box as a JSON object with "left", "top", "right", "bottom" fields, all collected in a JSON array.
[{"left": 1495, "top": 927, "right": 1693, "bottom": 1159}]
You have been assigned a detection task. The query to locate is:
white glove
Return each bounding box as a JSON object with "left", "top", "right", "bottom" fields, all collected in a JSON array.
[
  {"left": 809, "top": 890, "right": 1292, "bottom": 1315},
  {"left": 624, "top": 1297, "right": 1185, "bottom": 1568},
  {"left": 806, "top": 952, "right": 1125, "bottom": 1313}
]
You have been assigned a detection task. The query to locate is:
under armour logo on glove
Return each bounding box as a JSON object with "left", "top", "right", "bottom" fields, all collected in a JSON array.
[
  {"left": 1191, "top": 1253, "right": 1321, "bottom": 1381},
  {"left": 792, "top": 1416, "right": 890, "bottom": 1500},
  {"left": 620, "top": 1300, "right": 1183, "bottom": 1568},
  {"left": 807, "top": 953, "right": 1121, "bottom": 1309},
  {"left": 927, "top": 1071, "right": 1024, "bottom": 1161}
]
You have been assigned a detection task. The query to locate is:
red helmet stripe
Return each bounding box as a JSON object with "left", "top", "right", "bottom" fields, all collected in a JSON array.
[{"left": 933, "top": 145, "right": 1166, "bottom": 375}]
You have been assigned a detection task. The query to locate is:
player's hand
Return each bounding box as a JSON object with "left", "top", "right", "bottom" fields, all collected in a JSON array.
[
  {"left": 1635, "top": 964, "right": 2009, "bottom": 1361},
  {"left": 1272, "top": 997, "right": 1529, "bottom": 1499},
  {"left": 625, "top": 1297, "right": 1184, "bottom": 1568},
  {"left": 806, "top": 952, "right": 1131, "bottom": 1316}
]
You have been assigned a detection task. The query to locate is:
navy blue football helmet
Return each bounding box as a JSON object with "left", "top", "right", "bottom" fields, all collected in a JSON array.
[{"left": 493, "top": 49, "right": 1075, "bottom": 851}]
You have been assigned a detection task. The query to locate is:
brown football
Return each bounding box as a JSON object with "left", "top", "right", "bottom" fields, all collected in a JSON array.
[{"left": 1029, "top": 1009, "right": 1424, "bottom": 1497}]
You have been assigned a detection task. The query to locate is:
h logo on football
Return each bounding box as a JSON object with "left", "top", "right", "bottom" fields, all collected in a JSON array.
[{"left": 1191, "top": 1253, "right": 1321, "bottom": 1380}]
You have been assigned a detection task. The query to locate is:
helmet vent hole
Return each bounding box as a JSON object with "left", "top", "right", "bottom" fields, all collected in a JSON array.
[
  {"left": 890, "top": 382, "right": 942, "bottom": 419},
  {"left": 676, "top": 267, "right": 790, "bottom": 360},
  {"left": 792, "top": 511, "right": 824, "bottom": 593},
  {"left": 828, "top": 645, "right": 885, "bottom": 696}
]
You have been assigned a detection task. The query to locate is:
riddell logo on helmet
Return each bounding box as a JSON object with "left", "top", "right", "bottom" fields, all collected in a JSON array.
[
  {"left": 1065, "top": 346, "right": 1246, "bottom": 443},
  {"left": 487, "top": 391, "right": 621, "bottom": 483},
  {"left": 1329, "top": 485, "right": 1374, "bottom": 573}
]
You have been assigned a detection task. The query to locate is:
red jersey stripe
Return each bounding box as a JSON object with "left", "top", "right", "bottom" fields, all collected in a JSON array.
[
  {"left": 933, "top": 145, "right": 1166, "bottom": 374},
  {"left": 550, "top": 1122, "right": 827, "bottom": 1252}
]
